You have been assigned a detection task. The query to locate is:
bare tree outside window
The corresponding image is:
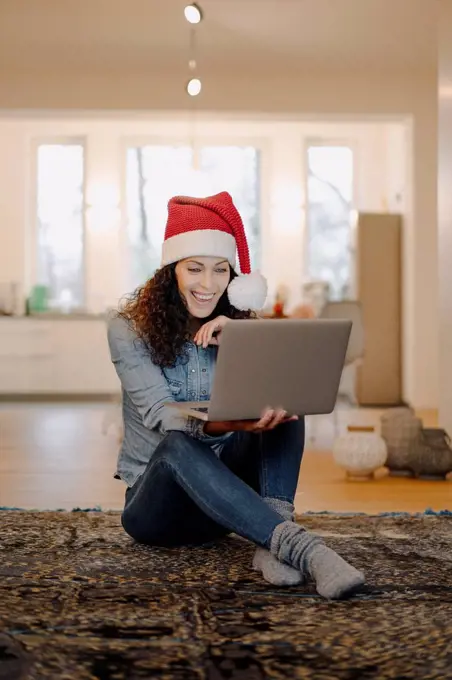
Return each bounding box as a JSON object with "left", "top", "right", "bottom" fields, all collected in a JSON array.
[
  {"left": 36, "top": 144, "right": 85, "bottom": 310},
  {"left": 126, "top": 146, "right": 193, "bottom": 290},
  {"left": 306, "top": 146, "right": 354, "bottom": 300},
  {"left": 125, "top": 145, "right": 261, "bottom": 291}
]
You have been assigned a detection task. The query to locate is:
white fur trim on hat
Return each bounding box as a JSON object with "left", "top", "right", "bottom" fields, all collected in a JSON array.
[
  {"left": 161, "top": 229, "right": 237, "bottom": 268},
  {"left": 228, "top": 271, "right": 268, "bottom": 311}
]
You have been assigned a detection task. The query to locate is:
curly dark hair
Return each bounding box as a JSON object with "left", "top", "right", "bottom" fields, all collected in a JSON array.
[{"left": 118, "top": 264, "right": 255, "bottom": 367}]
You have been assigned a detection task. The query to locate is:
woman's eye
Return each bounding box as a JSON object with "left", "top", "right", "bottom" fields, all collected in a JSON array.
[
  {"left": 188, "top": 268, "right": 201, "bottom": 273},
  {"left": 215, "top": 268, "right": 228, "bottom": 274}
]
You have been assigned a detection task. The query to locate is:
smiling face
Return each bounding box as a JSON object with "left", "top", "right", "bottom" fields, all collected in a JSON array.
[{"left": 175, "top": 256, "right": 231, "bottom": 319}]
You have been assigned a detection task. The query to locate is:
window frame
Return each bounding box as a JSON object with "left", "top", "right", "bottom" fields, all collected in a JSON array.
[{"left": 30, "top": 136, "right": 87, "bottom": 311}]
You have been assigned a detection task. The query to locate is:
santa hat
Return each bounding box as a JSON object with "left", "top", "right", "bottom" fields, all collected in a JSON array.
[{"left": 161, "top": 191, "right": 267, "bottom": 311}]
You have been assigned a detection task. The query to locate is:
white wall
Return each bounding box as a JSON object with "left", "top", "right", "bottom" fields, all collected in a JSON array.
[
  {"left": 438, "top": 1, "right": 452, "bottom": 435},
  {"left": 0, "top": 69, "right": 438, "bottom": 410}
]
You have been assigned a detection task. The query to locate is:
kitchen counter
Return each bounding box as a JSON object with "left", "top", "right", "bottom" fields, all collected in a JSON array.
[
  {"left": 0, "top": 312, "right": 109, "bottom": 321},
  {"left": 0, "top": 315, "right": 119, "bottom": 395}
]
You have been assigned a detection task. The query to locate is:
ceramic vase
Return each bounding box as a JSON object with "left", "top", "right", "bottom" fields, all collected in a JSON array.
[{"left": 333, "top": 426, "right": 388, "bottom": 480}]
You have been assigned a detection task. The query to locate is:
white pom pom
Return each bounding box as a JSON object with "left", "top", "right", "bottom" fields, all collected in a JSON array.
[{"left": 227, "top": 271, "right": 268, "bottom": 311}]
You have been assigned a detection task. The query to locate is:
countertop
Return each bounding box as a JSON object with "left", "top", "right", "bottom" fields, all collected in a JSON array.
[{"left": 0, "top": 312, "right": 109, "bottom": 321}]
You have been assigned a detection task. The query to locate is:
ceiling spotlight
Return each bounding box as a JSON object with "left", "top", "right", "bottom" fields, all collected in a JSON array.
[
  {"left": 184, "top": 3, "right": 203, "bottom": 24},
  {"left": 186, "top": 78, "right": 202, "bottom": 96}
]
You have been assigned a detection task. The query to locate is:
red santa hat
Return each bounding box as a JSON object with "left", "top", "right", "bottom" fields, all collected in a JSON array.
[{"left": 161, "top": 191, "right": 267, "bottom": 311}]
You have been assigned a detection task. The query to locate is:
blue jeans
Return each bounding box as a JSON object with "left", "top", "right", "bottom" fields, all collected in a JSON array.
[{"left": 121, "top": 418, "right": 305, "bottom": 548}]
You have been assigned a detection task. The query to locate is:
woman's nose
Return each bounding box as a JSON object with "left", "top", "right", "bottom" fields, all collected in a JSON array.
[{"left": 200, "top": 271, "right": 213, "bottom": 290}]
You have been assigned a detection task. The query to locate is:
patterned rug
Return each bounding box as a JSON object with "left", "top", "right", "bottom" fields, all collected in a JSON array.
[{"left": 0, "top": 510, "right": 451, "bottom": 680}]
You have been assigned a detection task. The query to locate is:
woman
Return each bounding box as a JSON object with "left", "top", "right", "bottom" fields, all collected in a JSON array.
[{"left": 108, "top": 191, "right": 364, "bottom": 599}]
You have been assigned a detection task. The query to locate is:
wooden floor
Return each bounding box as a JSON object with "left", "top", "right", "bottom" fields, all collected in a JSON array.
[{"left": 0, "top": 403, "right": 450, "bottom": 513}]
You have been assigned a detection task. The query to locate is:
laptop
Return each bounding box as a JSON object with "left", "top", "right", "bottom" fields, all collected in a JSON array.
[{"left": 166, "top": 318, "right": 352, "bottom": 422}]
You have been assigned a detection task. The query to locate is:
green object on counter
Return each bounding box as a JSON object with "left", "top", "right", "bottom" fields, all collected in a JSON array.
[{"left": 28, "top": 285, "right": 49, "bottom": 312}]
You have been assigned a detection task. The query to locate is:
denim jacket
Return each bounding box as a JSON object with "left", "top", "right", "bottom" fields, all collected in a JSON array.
[{"left": 107, "top": 315, "right": 231, "bottom": 487}]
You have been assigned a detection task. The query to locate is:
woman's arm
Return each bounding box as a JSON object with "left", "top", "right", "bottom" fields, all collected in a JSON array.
[{"left": 107, "top": 315, "right": 204, "bottom": 438}]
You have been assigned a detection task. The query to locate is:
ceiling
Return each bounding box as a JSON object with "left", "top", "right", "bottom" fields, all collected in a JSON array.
[{"left": 0, "top": 0, "right": 437, "bottom": 76}]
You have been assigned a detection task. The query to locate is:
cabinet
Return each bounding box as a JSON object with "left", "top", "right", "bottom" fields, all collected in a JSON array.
[
  {"left": 0, "top": 318, "right": 120, "bottom": 395},
  {"left": 354, "top": 213, "right": 402, "bottom": 405}
]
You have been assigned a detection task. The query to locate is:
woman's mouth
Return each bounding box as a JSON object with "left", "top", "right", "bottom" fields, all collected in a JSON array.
[{"left": 191, "top": 291, "right": 215, "bottom": 304}]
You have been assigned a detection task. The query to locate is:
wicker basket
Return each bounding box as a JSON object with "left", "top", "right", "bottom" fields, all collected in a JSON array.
[
  {"left": 380, "top": 407, "right": 422, "bottom": 474},
  {"left": 408, "top": 428, "right": 452, "bottom": 479}
]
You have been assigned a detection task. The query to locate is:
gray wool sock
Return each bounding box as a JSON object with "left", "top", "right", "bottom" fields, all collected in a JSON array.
[
  {"left": 270, "top": 520, "right": 365, "bottom": 599},
  {"left": 252, "top": 498, "right": 303, "bottom": 586}
]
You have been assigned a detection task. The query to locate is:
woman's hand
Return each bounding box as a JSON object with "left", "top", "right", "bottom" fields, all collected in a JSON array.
[
  {"left": 203, "top": 408, "right": 298, "bottom": 436},
  {"left": 194, "top": 315, "right": 229, "bottom": 348}
]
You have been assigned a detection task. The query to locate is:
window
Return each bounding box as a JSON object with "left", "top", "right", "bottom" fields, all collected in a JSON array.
[
  {"left": 36, "top": 143, "right": 85, "bottom": 310},
  {"left": 125, "top": 144, "right": 261, "bottom": 290},
  {"left": 306, "top": 145, "right": 354, "bottom": 300}
]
